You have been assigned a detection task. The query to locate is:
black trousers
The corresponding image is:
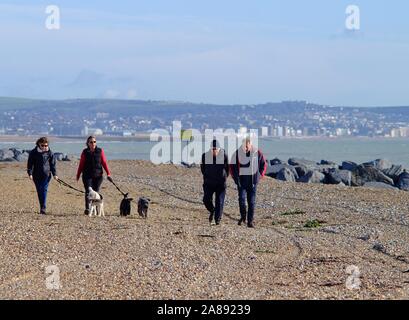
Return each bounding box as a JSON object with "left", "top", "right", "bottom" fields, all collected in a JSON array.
[
  {"left": 203, "top": 183, "right": 226, "bottom": 222},
  {"left": 82, "top": 176, "right": 103, "bottom": 210}
]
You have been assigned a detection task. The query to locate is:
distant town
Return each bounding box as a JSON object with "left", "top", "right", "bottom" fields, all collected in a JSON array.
[{"left": 1, "top": 98, "right": 409, "bottom": 138}]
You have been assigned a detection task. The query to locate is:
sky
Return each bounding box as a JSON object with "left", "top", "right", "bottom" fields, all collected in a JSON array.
[{"left": 0, "top": 0, "right": 408, "bottom": 106}]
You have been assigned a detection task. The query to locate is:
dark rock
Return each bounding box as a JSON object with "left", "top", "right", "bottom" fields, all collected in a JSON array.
[
  {"left": 363, "top": 182, "right": 397, "bottom": 190},
  {"left": 294, "top": 164, "right": 308, "bottom": 177},
  {"left": 320, "top": 160, "right": 337, "bottom": 166},
  {"left": 288, "top": 158, "right": 318, "bottom": 167},
  {"left": 316, "top": 164, "right": 338, "bottom": 173},
  {"left": 276, "top": 167, "right": 297, "bottom": 182},
  {"left": 397, "top": 171, "right": 409, "bottom": 191},
  {"left": 54, "top": 152, "right": 65, "bottom": 161},
  {"left": 269, "top": 158, "right": 283, "bottom": 166},
  {"left": 297, "top": 170, "right": 325, "bottom": 184},
  {"left": 0, "top": 149, "right": 15, "bottom": 162},
  {"left": 351, "top": 165, "right": 394, "bottom": 186},
  {"left": 362, "top": 159, "right": 393, "bottom": 171},
  {"left": 266, "top": 164, "right": 299, "bottom": 179},
  {"left": 341, "top": 161, "right": 358, "bottom": 171},
  {"left": 373, "top": 243, "right": 387, "bottom": 254},
  {"left": 14, "top": 153, "right": 29, "bottom": 162},
  {"left": 325, "top": 168, "right": 352, "bottom": 186},
  {"left": 383, "top": 164, "right": 405, "bottom": 184}
]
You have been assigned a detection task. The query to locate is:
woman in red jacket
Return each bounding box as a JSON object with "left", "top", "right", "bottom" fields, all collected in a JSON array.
[{"left": 76, "top": 136, "right": 111, "bottom": 215}]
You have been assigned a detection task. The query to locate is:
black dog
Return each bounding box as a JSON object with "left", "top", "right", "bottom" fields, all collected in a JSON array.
[
  {"left": 120, "top": 193, "right": 133, "bottom": 217},
  {"left": 137, "top": 197, "right": 151, "bottom": 218}
]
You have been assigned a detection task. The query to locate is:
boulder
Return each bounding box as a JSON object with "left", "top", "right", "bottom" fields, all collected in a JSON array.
[
  {"left": 54, "top": 152, "right": 68, "bottom": 161},
  {"left": 397, "top": 171, "right": 409, "bottom": 191},
  {"left": 351, "top": 165, "right": 394, "bottom": 187},
  {"left": 363, "top": 182, "right": 397, "bottom": 190},
  {"left": 269, "top": 158, "right": 283, "bottom": 166},
  {"left": 325, "top": 168, "right": 352, "bottom": 186},
  {"left": 341, "top": 161, "right": 358, "bottom": 171},
  {"left": 363, "top": 159, "right": 393, "bottom": 171},
  {"left": 320, "top": 160, "right": 337, "bottom": 166},
  {"left": 276, "top": 167, "right": 297, "bottom": 182},
  {"left": 288, "top": 158, "right": 318, "bottom": 167},
  {"left": 383, "top": 164, "right": 405, "bottom": 184},
  {"left": 266, "top": 164, "right": 298, "bottom": 180},
  {"left": 298, "top": 170, "right": 325, "bottom": 184},
  {"left": 294, "top": 164, "right": 308, "bottom": 177},
  {"left": 0, "top": 149, "right": 15, "bottom": 162},
  {"left": 14, "top": 153, "right": 29, "bottom": 162}
]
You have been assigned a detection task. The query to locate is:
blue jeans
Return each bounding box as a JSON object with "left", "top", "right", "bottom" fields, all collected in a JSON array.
[
  {"left": 203, "top": 184, "right": 226, "bottom": 222},
  {"left": 238, "top": 184, "right": 257, "bottom": 224},
  {"left": 34, "top": 176, "right": 51, "bottom": 210}
]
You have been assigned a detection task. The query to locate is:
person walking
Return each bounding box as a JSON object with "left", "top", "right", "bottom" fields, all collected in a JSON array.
[
  {"left": 230, "top": 137, "right": 267, "bottom": 228},
  {"left": 76, "top": 136, "right": 112, "bottom": 215},
  {"left": 27, "top": 137, "right": 59, "bottom": 215},
  {"left": 200, "top": 139, "right": 229, "bottom": 225}
]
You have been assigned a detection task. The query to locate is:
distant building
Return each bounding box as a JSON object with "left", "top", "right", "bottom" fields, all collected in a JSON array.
[
  {"left": 82, "top": 126, "right": 103, "bottom": 136},
  {"left": 391, "top": 128, "right": 401, "bottom": 138}
]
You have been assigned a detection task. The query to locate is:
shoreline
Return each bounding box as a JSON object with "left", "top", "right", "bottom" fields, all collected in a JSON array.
[{"left": 1, "top": 134, "right": 409, "bottom": 143}]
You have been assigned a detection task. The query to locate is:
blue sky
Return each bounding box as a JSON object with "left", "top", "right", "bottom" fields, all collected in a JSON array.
[{"left": 0, "top": 0, "right": 408, "bottom": 106}]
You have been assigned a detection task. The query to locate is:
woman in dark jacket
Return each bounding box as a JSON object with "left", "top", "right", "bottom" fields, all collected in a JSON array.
[
  {"left": 27, "top": 137, "right": 59, "bottom": 215},
  {"left": 76, "top": 136, "right": 111, "bottom": 215}
]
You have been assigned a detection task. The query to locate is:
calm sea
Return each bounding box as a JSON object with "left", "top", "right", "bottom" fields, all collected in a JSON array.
[{"left": 2, "top": 138, "right": 409, "bottom": 168}]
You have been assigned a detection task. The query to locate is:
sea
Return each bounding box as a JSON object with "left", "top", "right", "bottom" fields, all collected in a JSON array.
[{"left": 2, "top": 137, "right": 409, "bottom": 168}]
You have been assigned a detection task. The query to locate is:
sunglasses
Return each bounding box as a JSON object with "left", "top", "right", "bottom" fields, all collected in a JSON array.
[
  {"left": 40, "top": 144, "right": 49, "bottom": 148},
  {"left": 89, "top": 141, "right": 97, "bottom": 144}
]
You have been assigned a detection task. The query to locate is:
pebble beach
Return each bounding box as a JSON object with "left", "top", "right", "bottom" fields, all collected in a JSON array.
[{"left": 1, "top": 160, "right": 409, "bottom": 300}]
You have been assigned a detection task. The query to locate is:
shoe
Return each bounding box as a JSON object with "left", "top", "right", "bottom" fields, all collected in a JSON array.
[
  {"left": 84, "top": 209, "right": 90, "bottom": 216},
  {"left": 209, "top": 212, "right": 214, "bottom": 223},
  {"left": 215, "top": 221, "right": 221, "bottom": 226},
  {"left": 238, "top": 218, "right": 246, "bottom": 226},
  {"left": 40, "top": 209, "right": 46, "bottom": 215},
  {"left": 247, "top": 222, "right": 255, "bottom": 228}
]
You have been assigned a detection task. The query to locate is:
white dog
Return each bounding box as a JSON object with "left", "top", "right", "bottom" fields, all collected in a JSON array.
[{"left": 87, "top": 187, "right": 105, "bottom": 217}]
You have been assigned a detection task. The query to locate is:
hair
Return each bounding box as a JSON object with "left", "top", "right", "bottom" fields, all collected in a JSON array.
[
  {"left": 36, "top": 137, "right": 49, "bottom": 147},
  {"left": 242, "top": 136, "right": 252, "bottom": 145},
  {"left": 86, "top": 135, "right": 97, "bottom": 146}
]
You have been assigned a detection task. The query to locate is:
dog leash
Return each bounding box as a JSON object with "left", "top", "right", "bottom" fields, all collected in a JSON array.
[
  {"left": 57, "top": 178, "right": 85, "bottom": 194},
  {"left": 107, "top": 177, "right": 128, "bottom": 197}
]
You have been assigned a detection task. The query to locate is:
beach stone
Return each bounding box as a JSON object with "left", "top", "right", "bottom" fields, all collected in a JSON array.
[
  {"left": 276, "top": 167, "right": 297, "bottom": 182},
  {"left": 288, "top": 158, "right": 318, "bottom": 168},
  {"left": 0, "top": 149, "right": 15, "bottom": 162},
  {"left": 14, "top": 153, "right": 29, "bottom": 162},
  {"left": 351, "top": 165, "right": 394, "bottom": 187},
  {"left": 297, "top": 170, "right": 325, "bottom": 184},
  {"left": 294, "top": 164, "right": 308, "bottom": 177},
  {"left": 269, "top": 158, "right": 283, "bottom": 166},
  {"left": 320, "top": 160, "right": 337, "bottom": 166},
  {"left": 341, "top": 161, "right": 358, "bottom": 171},
  {"left": 266, "top": 164, "right": 298, "bottom": 179},
  {"left": 325, "top": 168, "right": 352, "bottom": 186},
  {"left": 363, "top": 159, "right": 393, "bottom": 171},
  {"left": 54, "top": 153, "right": 66, "bottom": 161},
  {"left": 397, "top": 171, "right": 409, "bottom": 191},
  {"left": 363, "top": 182, "right": 397, "bottom": 190},
  {"left": 383, "top": 165, "right": 405, "bottom": 184}
]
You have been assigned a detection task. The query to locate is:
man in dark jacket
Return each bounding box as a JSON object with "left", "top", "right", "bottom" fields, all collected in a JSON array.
[
  {"left": 27, "top": 137, "right": 59, "bottom": 215},
  {"left": 230, "top": 137, "right": 267, "bottom": 228},
  {"left": 200, "top": 139, "right": 229, "bottom": 225}
]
